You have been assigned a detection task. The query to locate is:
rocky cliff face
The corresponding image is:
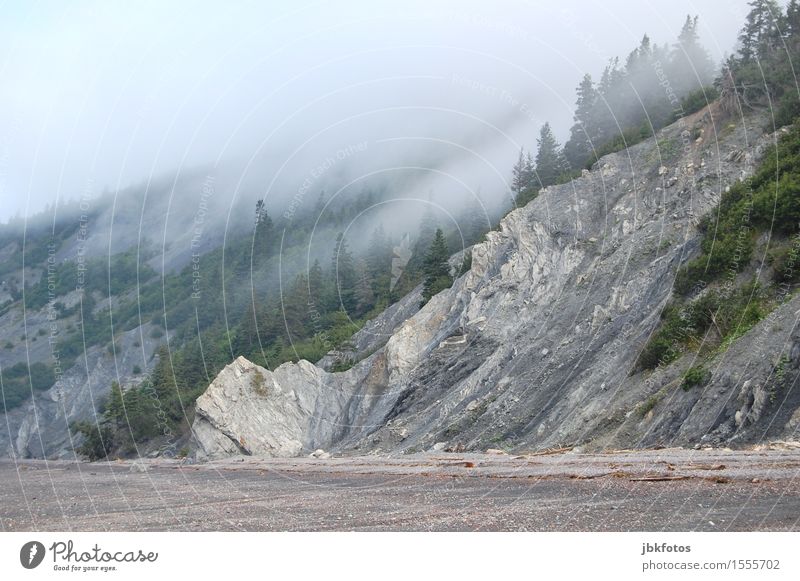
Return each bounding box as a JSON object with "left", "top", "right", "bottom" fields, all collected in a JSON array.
[
  {"left": 0, "top": 322, "right": 162, "bottom": 459},
  {"left": 193, "top": 105, "right": 800, "bottom": 459}
]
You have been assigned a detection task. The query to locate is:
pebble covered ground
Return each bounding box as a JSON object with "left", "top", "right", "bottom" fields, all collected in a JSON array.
[{"left": 1, "top": 447, "right": 799, "bottom": 531}]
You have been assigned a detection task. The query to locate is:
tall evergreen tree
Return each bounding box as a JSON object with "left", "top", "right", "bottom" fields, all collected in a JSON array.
[
  {"left": 511, "top": 149, "right": 527, "bottom": 199},
  {"left": 253, "top": 199, "right": 274, "bottom": 260},
  {"left": 235, "top": 299, "right": 261, "bottom": 357},
  {"left": 105, "top": 381, "right": 125, "bottom": 428},
  {"left": 739, "top": 0, "right": 782, "bottom": 62},
  {"left": 354, "top": 259, "right": 376, "bottom": 316},
  {"left": 564, "top": 74, "right": 598, "bottom": 168},
  {"left": 524, "top": 152, "right": 535, "bottom": 188},
  {"left": 534, "top": 122, "right": 564, "bottom": 189},
  {"left": 671, "top": 15, "right": 715, "bottom": 94},
  {"left": 366, "top": 225, "right": 392, "bottom": 302},
  {"left": 282, "top": 273, "right": 311, "bottom": 339},
  {"left": 421, "top": 229, "right": 453, "bottom": 305},
  {"left": 410, "top": 203, "right": 439, "bottom": 272},
  {"left": 786, "top": 0, "right": 800, "bottom": 39},
  {"left": 593, "top": 57, "right": 625, "bottom": 142},
  {"left": 308, "top": 259, "right": 325, "bottom": 309},
  {"left": 330, "top": 233, "right": 357, "bottom": 313},
  {"left": 151, "top": 345, "right": 178, "bottom": 406},
  {"left": 459, "top": 197, "right": 490, "bottom": 247}
]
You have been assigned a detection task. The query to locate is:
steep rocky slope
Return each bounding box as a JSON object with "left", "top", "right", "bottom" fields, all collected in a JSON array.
[
  {"left": 192, "top": 105, "right": 800, "bottom": 459},
  {"left": 0, "top": 323, "right": 163, "bottom": 459}
]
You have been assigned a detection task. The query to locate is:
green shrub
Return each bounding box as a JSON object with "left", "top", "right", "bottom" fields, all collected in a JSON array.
[
  {"left": 0, "top": 362, "right": 56, "bottom": 412},
  {"left": 768, "top": 242, "right": 800, "bottom": 283},
  {"left": 678, "top": 86, "right": 719, "bottom": 117},
  {"left": 639, "top": 281, "right": 767, "bottom": 371},
  {"left": 681, "top": 366, "right": 709, "bottom": 391},
  {"left": 71, "top": 421, "right": 114, "bottom": 461}
]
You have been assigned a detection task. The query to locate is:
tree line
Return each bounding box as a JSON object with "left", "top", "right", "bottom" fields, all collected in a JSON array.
[
  {"left": 512, "top": 14, "right": 717, "bottom": 206},
  {"left": 74, "top": 192, "right": 489, "bottom": 458}
]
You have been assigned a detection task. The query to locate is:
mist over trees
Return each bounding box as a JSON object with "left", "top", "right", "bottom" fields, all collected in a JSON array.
[
  {"left": 512, "top": 14, "right": 717, "bottom": 206},
  {"left": 17, "top": 3, "right": 791, "bottom": 460},
  {"left": 720, "top": 0, "right": 800, "bottom": 125}
]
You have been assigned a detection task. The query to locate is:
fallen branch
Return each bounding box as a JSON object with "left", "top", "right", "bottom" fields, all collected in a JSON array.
[
  {"left": 528, "top": 447, "right": 573, "bottom": 456},
  {"left": 629, "top": 475, "right": 690, "bottom": 482}
]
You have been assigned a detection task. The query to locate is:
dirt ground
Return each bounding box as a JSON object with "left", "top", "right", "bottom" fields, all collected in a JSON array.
[{"left": 1, "top": 447, "right": 799, "bottom": 531}]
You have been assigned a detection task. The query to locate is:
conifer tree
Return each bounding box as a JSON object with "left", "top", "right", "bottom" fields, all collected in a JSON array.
[
  {"left": 534, "top": 122, "right": 564, "bottom": 189},
  {"left": 253, "top": 199, "right": 274, "bottom": 260},
  {"left": 366, "top": 225, "right": 392, "bottom": 302},
  {"left": 354, "top": 259, "right": 376, "bottom": 316},
  {"left": 105, "top": 381, "right": 125, "bottom": 428},
  {"left": 331, "top": 233, "right": 357, "bottom": 313},
  {"left": 421, "top": 228, "right": 452, "bottom": 305},
  {"left": 308, "top": 259, "right": 325, "bottom": 308},
  {"left": 282, "top": 273, "right": 311, "bottom": 339},
  {"left": 511, "top": 149, "right": 527, "bottom": 199},
  {"left": 739, "top": 0, "right": 782, "bottom": 62},
  {"left": 671, "top": 15, "right": 715, "bottom": 94},
  {"left": 564, "top": 74, "right": 598, "bottom": 168}
]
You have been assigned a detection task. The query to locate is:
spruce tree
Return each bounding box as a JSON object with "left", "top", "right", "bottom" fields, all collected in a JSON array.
[
  {"left": 354, "top": 259, "right": 376, "bottom": 316},
  {"left": 671, "top": 16, "right": 715, "bottom": 94},
  {"left": 308, "top": 259, "right": 325, "bottom": 309},
  {"left": 421, "top": 229, "right": 452, "bottom": 305},
  {"left": 524, "top": 152, "right": 535, "bottom": 188},
  {"left": 564, "top": 74, "right": 598, "bottom": 168},
  {"left": 365, "top": 225, "right": 392, "bottom": 304},
  {"left": 282, "top": 273, "right": 310, "bottom": 339},
  {"left": 787, "top": 0, "right": 800, "bottom": 38},
  {"left": 534, "top": 122, "right": 564, "bottom": 189},
  {"left": 511, "top": 149, "right": 527, "bottom": 199},
  {"left": 105, "top": 381, "right": 125, "bottom": 428},
  {"left": 253, "top": 199, "right": 274, "bottom": 260},
  {"left": 739, "top": 0, "right": 782, "bottom": 62},
  {"left": 331, "top": 233, "right": 357, "bottom": 313},
  {"left": 460, "top": 197, "right": 489, "bottom": 247}
]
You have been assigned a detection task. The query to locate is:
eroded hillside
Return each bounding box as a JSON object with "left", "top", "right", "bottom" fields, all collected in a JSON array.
[{"left": 193, "top": 104, "right": 800, "bottom": 459}]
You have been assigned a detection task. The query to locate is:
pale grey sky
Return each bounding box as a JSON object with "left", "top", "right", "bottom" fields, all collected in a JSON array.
[{"left": 0, "top": 0, "right": 752, "bottom": 221}]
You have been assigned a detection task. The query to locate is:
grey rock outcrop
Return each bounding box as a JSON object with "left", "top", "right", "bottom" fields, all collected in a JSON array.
[
  {"left": 0, "top": 322, "right": 161, "bottom": 459},
  {"left": 192, "top": 105, "right": 800, "bottom": 459}
]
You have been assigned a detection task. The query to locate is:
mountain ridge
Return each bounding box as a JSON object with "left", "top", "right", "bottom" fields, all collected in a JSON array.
[{"left": 191, "top": 103, "right": 800, "bottom": 459}]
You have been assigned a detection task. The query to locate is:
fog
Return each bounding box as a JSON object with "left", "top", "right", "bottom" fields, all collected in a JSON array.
[{"left": 0, "top": 0, "right": 750, "bottom": 225}]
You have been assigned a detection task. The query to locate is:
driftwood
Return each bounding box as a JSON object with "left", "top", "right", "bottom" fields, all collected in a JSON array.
[
  {"left": 686, "top": 464, "right": 726, "bottom": 471},
  {"left": 528, "top": 447, "right": 573, "bottom": 457},
  {"left": 629, "top": 475, "right": 690, "bottom": 482}
]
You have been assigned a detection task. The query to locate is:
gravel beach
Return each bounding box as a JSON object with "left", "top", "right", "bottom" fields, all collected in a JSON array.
[{"left": 2, "top": 448, "right": 799, "bottom": 531}]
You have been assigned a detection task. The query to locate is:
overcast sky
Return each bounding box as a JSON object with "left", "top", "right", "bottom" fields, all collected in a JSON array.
[{"left": 0, "top": 0, "right": 752, "bottom": 221}]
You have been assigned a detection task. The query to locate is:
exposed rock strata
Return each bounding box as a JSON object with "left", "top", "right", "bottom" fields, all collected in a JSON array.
[{"left": 193, "top": 107, "right": 800, "bottom": 459}]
